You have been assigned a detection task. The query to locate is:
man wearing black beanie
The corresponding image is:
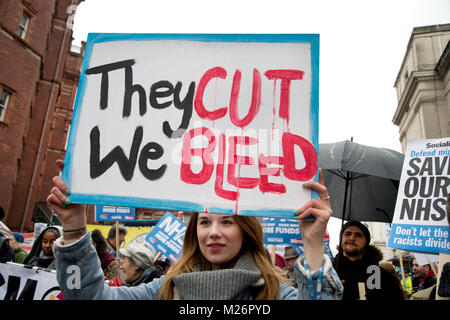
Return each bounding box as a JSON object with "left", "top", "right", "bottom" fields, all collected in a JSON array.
[{"left": 332, "top": 220, "right": 405, "bottom": 300}]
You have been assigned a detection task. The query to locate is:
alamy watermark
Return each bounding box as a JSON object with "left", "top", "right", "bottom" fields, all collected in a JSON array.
[{"left": 66, "top": 265, "right": 81, "bottom": 290}]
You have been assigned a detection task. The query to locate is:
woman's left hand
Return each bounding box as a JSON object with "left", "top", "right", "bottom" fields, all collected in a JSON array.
[{"left": 295, "top": 169, "right": 332, "bottom": 270}]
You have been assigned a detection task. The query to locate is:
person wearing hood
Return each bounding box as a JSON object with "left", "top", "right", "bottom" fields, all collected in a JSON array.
[
  {"left": 332, "top": 220, "right": 405, "bottom": 300},
  {"left": 115, "top": 243, "right": 163, "bottom": 287},
  {"left": 23, "top": 226, "right": 61, "bottom": 269}
]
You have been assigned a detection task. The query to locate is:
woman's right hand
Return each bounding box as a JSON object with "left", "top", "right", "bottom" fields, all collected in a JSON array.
[{"left": 46, "top": 160, "right": 87, "bottom": 234}]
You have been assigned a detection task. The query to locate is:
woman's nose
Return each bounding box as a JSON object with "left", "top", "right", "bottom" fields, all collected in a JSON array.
[{"left": 208, "top": 222, "right": 221, "bottom": 238}]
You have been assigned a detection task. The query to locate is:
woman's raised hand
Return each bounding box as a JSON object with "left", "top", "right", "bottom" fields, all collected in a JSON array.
[
  {"left": 46, "top": 160, "right": 87, "bottom": 233},
  {"left": 295, "top": 169, "right": 332, "bottom": 271}
]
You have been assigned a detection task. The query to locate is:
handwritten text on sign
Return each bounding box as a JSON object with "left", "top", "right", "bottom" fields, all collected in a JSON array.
[{"left": 63, "top": 34, "right": 319, "bottom": 218}]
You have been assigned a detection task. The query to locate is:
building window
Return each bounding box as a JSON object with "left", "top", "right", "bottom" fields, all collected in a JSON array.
[
  {"left": 17, "top": 12, "right": 30, "bottom": 39},
  {"left": 0, "top": 90, "right": 11, "bottom": 122}
]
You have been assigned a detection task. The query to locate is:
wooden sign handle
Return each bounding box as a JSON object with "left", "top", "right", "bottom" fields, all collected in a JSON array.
[{"left": 115, "top": 221, "right": 119, "bottom": 258}]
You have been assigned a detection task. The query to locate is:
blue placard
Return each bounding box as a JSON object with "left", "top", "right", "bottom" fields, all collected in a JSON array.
[
  {"left": 260, "top": 217, "right": 302, "bottom": 245},
  {"left": 145, "top": 212, "right": 187, "bottom": 262},
  {"left": 261, "top": 217, "right": 334, "bottom": 260},
  {"left": 95, "top": 205, "right": 136, "bottom": 221}
]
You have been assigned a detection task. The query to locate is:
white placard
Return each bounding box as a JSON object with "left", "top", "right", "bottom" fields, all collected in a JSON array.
[
  {"left": 388, "top": 137, "right": 450, "bottom": 254},
  {"left": 0, "top": 262, "right": 62, "bottom": 300},
  {"left": 62, "top": 34, "right": 320, "bottom": 219}
]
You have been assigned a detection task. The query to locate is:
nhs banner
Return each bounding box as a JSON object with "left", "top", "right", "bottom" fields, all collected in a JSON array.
[
  {"left": 145, "top": 212, "right": 186, "bottom": 262},
  {"left": 95, "top": 205, "right": 136, "bottom": 221}
]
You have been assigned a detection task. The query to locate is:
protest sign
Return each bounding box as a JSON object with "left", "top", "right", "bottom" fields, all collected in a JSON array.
[
  {"left": 0, "top": 262, "right": 63, "bottom": 300},
  {"left": 260, "top": 217, "right": 334, "bottom": 259},
  {"left": 414, "top": 252, "right": 439, "bottom": 267},
  {"left": 388, "top": 137, "right": 450, "bottom": 254},
  {"left": 260, "top": 217, "right": 302, "bottom": 245},
  {"left": 95, "top": 205, "right": 136, "bottom": 221},
  {"left": 145, "top": 212, "right": 187, "bottom": 262},
  {"left": 62, "top": 33, "right": 320, "bottom": 219}
]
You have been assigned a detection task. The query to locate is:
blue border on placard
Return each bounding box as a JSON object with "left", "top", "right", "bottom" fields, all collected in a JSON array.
[
  {"left": 71, "top": 193, "right": 204, "bottom": 213},
  {"left": 388, "top": 223, "right": 450, "bottom": 255},
  {"left": 62, "top": 33, "right": 320, "bottom": 216}
]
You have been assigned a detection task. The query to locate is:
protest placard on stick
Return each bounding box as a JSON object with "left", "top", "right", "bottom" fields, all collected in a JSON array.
[
  {"left": 388, "top": 137, "right": 450, "bottom": 255},
  {"left": 145, "top": 212, "right": 187, "bottom": 262},
  {"left": 260, "top": 217, "right": 333, "bottom": 259},
  {"left": 62, "top": 33, "right": 320, "bottom": 219}
]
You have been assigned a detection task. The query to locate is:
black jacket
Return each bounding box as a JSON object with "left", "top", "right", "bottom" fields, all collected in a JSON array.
[
  {"left": 129, "top": 266, "right": 163, "bottom": 286},
  {"left": 0, "top": 234, "right": 14, "bottom": 263},
  {"left": 438, "top": 262, "right": 450, "bottom": 297},
  {"left": 332, "top": 245, "right": 405, "bottom": 300}
]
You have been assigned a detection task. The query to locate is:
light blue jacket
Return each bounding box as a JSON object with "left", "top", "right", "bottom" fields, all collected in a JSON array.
[{"left": 54, "top": 231, "right": 343, "bottom": 300}]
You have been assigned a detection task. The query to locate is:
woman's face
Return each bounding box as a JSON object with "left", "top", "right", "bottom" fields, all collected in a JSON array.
[
  {"left": 196, "top": 213, "right": 244, "bottom": 270},
  {"left": 41, "top": 230, "right": 58, "bottom": 256},
  {"left": 120, "top": 256, "right": 141, "bottom": 283}
]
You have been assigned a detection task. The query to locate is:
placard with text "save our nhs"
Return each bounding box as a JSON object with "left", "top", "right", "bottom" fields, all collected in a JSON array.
[{"left": 388, "top": 137, "right": 450, "bottom": 254}]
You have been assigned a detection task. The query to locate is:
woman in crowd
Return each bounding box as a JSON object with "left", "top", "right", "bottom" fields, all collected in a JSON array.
[
  {"left": 109, "top": 243, "right": 163, "bottom": 287},
  {"left": 47, "top": 161, "right": 343, "bottom": 300},
  {"left": 91, "top": 229, "right": 120, "bottom": 280}
]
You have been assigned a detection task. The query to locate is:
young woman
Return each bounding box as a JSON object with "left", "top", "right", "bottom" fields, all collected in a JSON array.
[
  {"left": 48, "top": 161, "right": 343, "bottom": 300},
  {"left": 23, "top": 226, "right": 61, "bottom": 269}
]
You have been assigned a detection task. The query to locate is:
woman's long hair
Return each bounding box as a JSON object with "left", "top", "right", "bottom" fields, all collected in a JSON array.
[
  {"left": 91, "top": 229, "right": 107, "bottom": 255},
  {"left": 159, "top": 212, "right": 286, "bottom": 300}
]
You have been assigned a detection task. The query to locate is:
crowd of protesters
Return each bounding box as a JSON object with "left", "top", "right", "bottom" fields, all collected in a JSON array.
[{"left": 0, "top": 171, "right": 449, "bottom": 300}]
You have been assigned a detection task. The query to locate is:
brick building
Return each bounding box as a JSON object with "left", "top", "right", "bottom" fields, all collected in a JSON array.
[{"left": 0, "top": 0, "right": 85, "bottom": 232}]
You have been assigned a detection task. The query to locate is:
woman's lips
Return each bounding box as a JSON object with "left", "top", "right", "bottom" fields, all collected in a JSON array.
[{"left": 207, "top": 243, "right": 225, "bottom": 251}]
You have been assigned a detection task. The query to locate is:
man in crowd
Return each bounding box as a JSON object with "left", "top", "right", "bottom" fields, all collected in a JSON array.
[
  {"left": 412, "top": 258, "right": 437, "bottom": 292},
  {"left": 332, "top": 220, "right": 405, "bottom": 300},
  {"left": 410, "top": 258, "right": 437, "bottom": 300},
  {"left": 106, "top": 225, "right": 127, "bottom": 257},
  {"left": 284, "top": 246, "right": 299, "bottom": 288}
]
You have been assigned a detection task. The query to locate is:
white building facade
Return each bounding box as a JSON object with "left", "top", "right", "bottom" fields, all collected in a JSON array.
[{"left": 366, "top": 24, "right": 450, "bottom": 263}]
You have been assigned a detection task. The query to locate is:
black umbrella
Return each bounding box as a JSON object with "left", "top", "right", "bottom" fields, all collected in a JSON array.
[{"left": 319, "top": 140, "right": 404, "bottom": 223}]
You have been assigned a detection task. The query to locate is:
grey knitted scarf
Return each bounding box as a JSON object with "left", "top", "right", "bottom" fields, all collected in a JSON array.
[{"left": 172, "top": 251, "right": 263, "bottom": 299}]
